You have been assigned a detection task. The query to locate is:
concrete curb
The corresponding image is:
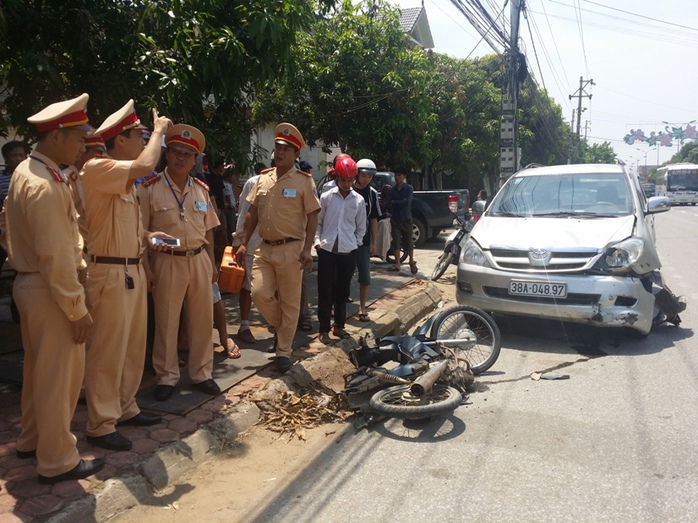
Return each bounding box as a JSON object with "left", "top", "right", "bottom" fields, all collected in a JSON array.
[{"left": 52, "top": 280, "right": 443, "bottom": 522}]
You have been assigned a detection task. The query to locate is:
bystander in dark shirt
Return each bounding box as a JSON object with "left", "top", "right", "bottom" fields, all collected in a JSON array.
[
  {"left": 386, "top": 182, "right": 413, "bottom": 223},
  {"left": 354, "top": 183, "right": 381, "bottom": 245}
]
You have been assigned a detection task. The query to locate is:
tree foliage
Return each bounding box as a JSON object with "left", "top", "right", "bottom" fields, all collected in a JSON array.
[
  {"left": 670, "top": 141, "right": 698, "bottom": 164},
  {"left": 0, "top": 0, "right": 331, "bottom": 165},
  {"left": 0, "top": 0, "right": 594, "bottom": 183},
  {"left": 253, "top": 0, "right": 433, "bottom": 168}
]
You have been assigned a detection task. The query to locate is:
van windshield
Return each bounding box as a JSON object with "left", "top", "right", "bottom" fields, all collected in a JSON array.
[{"left": 489, "top": 173, "right": 633, "bottom": 218}]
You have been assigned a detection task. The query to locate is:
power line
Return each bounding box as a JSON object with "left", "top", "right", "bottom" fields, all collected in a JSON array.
[
  {"left": 582, "top": 0, "right": 698, "bottom": 33},
  {"left": 572, "top": 0, "right": 590, "bottom": 78}
]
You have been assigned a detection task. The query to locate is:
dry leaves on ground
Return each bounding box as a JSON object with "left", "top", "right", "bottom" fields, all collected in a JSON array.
[{"left": 254, "top": 389, "right": 351, "bottom": 440}]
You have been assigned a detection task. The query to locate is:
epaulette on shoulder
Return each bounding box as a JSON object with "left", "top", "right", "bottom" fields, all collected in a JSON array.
[
  {"left": 261, "top": 167, "right": 274, "bottom": 174},
  {"left": 299, "top": 170, "right": 312, "bottom": 177},
  {"left": 140, "top": 173, "right": 161, "bottom": 188},
  {"left": 194, "top": 177, "right": 209, "bottom": 192}
]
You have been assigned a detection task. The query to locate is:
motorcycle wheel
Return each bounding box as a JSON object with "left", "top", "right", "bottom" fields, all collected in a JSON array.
[
  {"left": 431, "top": 251, "right": 454, "bottom": 281},
  {"left": 369, "top": 384, "right": 462, "bottom": 420},
  {"left": 385, "top": 248, "right": 408, "bottom": 264},
  {"left": 430, "top": 305, "right": 501, "bottom": 375}
]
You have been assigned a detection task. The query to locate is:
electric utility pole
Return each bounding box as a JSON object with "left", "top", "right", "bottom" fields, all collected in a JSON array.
[
  {"left": 569, "top": 77, "right": 594, "bottom": 138},
  {"left": 499, "top": 0, "right": 523, "bottom": 186}
]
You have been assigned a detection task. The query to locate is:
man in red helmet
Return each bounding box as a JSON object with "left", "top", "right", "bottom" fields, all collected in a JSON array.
[{"left": 314, "top": 154, "right": 366, "bottom": 343}]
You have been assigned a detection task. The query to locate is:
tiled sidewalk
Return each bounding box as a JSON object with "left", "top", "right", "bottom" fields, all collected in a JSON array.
[
  {"left": 0, "top": 277, "right": 436, "bottom": 522},
  {"left": 0, "top": 369, "right": 273, "bottom": 521}
]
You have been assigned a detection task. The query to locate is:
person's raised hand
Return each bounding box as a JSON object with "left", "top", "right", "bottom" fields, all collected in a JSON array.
[{"left": 152, "top": 108, "right": 173, "bottom": 134}]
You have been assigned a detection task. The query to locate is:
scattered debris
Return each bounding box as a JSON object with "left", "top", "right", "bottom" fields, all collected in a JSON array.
[
  {"left": 531, "top": 372, "right": 570, "bottom": 381},
  {"left": 254, "top": 388, "right": 352, "bottom": 440}
]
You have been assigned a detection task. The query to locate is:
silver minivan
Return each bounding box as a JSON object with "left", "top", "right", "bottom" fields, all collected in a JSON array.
[{"left": 456, "top": 163, "right": 671, "bottom": 335}]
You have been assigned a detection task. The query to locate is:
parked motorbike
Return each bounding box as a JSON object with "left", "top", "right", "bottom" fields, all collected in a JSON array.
[
  {"left": 341, "top": 305, "right": 501, "bottom": 426},
  {"left": 431, "top": 214, "right": 474, "bottom": 281}
]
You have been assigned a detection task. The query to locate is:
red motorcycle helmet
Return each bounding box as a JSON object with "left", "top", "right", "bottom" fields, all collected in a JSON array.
[{"left": 334, "top": 154, "right": 358, "bottom": 178}]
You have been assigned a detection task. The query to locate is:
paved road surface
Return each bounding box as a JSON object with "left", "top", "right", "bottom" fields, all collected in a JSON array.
[{"left": 116, "top": 208, "right": 698, "bottom": 522}]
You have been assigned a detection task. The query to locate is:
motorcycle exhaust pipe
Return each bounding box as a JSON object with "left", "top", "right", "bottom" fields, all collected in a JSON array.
[{"left": 410, "top": 360, "right": 448, "bottom": 397}]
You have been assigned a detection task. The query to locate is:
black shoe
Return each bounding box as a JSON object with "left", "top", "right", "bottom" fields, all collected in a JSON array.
[
  {"left": 154, "top": 384, "right": 175, "bottom": 401},
  {"left": 266, "top": 334, "right": 278, "bottom": 353},
  {"left": 237, "top": 329, "right": 256, "bottom": 344},
  {"left": 86, "top": 432, "right": 132, "bottom": 451},
  {"left": 117, "top": 412, "right": 162, "bottom": 427},
  {"left": 16, "top": 449, "right": 36, "bottom": 459},
  {"left": 276, "top": 357, "right": 293, "bottom": 373},
  {"left": 192, "top": 379, "right": 221, "bottom": 395},
  {"left": 38, "top": 458, "right": 105, "bottom": 484}
]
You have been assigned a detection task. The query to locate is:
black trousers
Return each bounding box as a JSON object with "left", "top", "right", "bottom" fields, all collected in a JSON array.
[{"left": 317, "top": 248, "right": 357, "bottom": 332}]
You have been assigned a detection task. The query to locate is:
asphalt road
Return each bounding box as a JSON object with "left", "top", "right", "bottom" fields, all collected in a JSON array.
[
  {"left": 113, "top": 208, "right": 698, "bottom": 522},
  {"left": 247, "top": 207, "right": 698, "bottom": 522}
]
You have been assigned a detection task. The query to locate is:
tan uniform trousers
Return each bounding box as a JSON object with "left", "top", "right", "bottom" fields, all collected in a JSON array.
[
  {"left": 251, "top": 241, "right": 304, "bottom": 358},
  {"left": 152, "top": 250, "right": 214, "bottom": 386},
  {"left": 14, "top": 273, "right": 82, "bottom": 477},
  {"left": 85, "top": 264, "right": 146, "bottom": 437}
]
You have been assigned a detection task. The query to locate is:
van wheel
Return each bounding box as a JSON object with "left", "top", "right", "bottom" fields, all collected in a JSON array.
[{"left": 412, "top": 219, "right": 427, "bottom": 248}]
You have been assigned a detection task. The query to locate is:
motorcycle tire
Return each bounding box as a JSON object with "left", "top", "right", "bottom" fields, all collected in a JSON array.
[
  {"left": 369, "top": 384, "right": 462, "bottom": 420},
  {"left": 385, "top": 248, "right": 408, "bottom": 265},
  {"left": 431, "top": 251, "right": 454, "bottom": 281},
  {"left": 430, "top": 305, "right": 501, "bottom": 375}
]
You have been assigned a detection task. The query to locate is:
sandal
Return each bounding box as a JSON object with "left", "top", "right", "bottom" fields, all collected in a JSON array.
[
  {"left": 409, "top": 261, "right": 418, "bottom": 275},
  {"left": 358, "top": 312, "right": 370, "bottom": 322},
  {"left": 332, "top": 326, "right": 351, "bottom": 340},
  {"left": 226, "top": 338, "right": 241, "bottom": 359},
  {"left": 297, "top": 318, "right": 312, "bottom": 332},
  {"left": 319, "top": 332, "right": 333, "bottom": 344}
]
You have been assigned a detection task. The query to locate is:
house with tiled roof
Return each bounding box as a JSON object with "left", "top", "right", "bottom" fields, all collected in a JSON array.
[{"left": 399, "top": 5, "right": 434, "bottom": 49}]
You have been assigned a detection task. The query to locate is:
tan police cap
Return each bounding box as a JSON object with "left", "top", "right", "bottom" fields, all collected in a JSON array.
[
  {"left": 166, "top": 124, "right": 206, "bottom": 154},
  {"left": 84, "top": 132, "right": 106, "bottom": 151},
  {"left": 274, "top": 122, "right": 305, "bottom": 151},
  {"left": 27, "top": 93, "right": 91, "bottom": 133},
  {"left": 93, "top": 99, "right": 146, "bottom": 142}
]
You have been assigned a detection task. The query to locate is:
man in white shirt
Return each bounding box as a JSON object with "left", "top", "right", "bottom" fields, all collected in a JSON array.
[
  {"left": 314, "top": 155, "right": 366, "bottom": 343},
  {"left": 232, "top": 174, "right": 262, "bottom": 344}
]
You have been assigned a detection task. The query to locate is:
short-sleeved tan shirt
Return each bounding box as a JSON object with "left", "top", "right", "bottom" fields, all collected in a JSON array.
[
  {"left": 247, "top": 167, "right": 321, "bottom": 241},
  {"left": 81, "top": 155, "right": 143, "bottom": 258},
  {"left": 2, "top": 152, "right": 87, "bottom": 320},
  {"left": 137, "top": 170, "right": 219, "bottom": 250},
  {"left": 63, "top": 166, "right": 88, "bottom": 242}
]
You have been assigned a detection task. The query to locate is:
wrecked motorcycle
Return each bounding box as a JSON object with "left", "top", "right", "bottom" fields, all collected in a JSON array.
[
  {"left": 431, "top": 214, "right": 474, "bottom": 281},
  {"left": 341, "top": 306, "right": 501, "bottom": 425}
]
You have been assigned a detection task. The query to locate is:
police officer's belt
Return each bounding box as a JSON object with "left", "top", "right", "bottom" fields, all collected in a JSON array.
[
  {"left": 169, "top": 245, "right": 204, "bottom": 257},
  {"left": 91, "top": 256, "right": 141, "bottom": 265},
  {"left": 263, "top": 238, "right": 299, "bottom": 246}
]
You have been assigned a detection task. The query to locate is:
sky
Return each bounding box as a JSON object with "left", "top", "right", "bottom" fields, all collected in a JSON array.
[{"left": 396, "top": 0, "right": 698, "bottom": 171}]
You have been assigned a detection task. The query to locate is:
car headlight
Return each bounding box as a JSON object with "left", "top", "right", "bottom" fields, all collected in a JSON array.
[
  {"left": 604, "top": 238, "right": 644, "bottom": 269},
  {"left": 460, "top": 238, "right": 490, "bottom": 267}
]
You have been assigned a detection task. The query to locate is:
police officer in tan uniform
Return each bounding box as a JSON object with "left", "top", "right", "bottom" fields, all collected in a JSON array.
[
  {"left": 81, "top": 100, "right": 173, "bottom": 451},
  {"left": 138, "top": 124, "right": 221, "bottom": 401},
  {"left": 64, "top": 132, "right": 106, "bottom": 243},
  {"left": 0, "top": 94, "right": 104, "bottom": 483},
  {"left": 236, "top": 123, "right": 320, "bottom": 372}
]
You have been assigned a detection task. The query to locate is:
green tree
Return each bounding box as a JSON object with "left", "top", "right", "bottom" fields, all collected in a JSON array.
[
  {"left": 0, "top": 0, "right": 334, "bottom": 164},
  {"left": 253, "top": 0, "right": 433, "bottom": 169},
  {"left": 422, "top": 54, "right": 501, "bottom": 192},
  {"left": 670, "top": 141, "right": 698, "bottom": 164},
  {"left": 570, "top": 140, "right": 616, "bottom": 164}
]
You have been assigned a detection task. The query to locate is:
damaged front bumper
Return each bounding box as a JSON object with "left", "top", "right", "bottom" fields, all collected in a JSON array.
[{"left": 456, "top": 265, "right": 655, "bottom": 335}]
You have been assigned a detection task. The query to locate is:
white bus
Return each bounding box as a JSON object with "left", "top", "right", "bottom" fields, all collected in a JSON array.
[{"left": 656, "top": 163, "right": 698, "bottom": 205}]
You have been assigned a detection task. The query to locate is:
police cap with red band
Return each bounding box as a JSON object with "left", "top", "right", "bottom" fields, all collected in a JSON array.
[
  {"left": 27, "top": 93, "right": 91, "bottom": 133},
  {"left": 166, "top": 124, "right": 206, "bottom": 154}
]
